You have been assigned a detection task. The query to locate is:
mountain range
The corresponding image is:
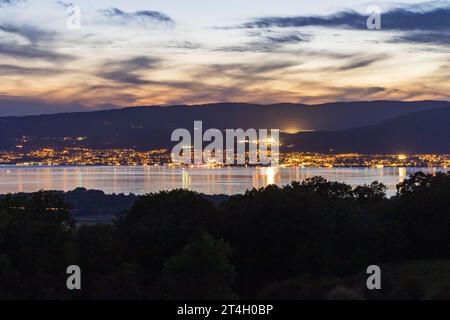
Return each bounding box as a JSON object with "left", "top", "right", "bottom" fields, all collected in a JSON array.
[
  {"left": 285, "top": 105, "right": 450, "bottom": 154},
  {"left": 0, "top": 100, "right": 449, "bottom": 153}
]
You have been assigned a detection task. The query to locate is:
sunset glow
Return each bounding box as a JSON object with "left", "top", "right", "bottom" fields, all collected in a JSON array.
[{"left": 1, "top": 0, "right": 450, "bottom": 115}]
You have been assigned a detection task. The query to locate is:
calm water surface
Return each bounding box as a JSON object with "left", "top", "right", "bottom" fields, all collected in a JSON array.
[{"left": 0, "top": 166, "right": 446, "bottom": 196}]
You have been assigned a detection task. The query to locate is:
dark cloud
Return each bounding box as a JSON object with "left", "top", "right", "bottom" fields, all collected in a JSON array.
[
  {"left": 165, "top": 41, "right": 203, "bottom": 50},
  {"left": 392, "top": 31, "right": 450, "bottom": 45},
  {"left": 97, "top": 56, "right": 161, "bottom": 85},
  {"left": 148, "top": 61, "right": 304, "bottom": 102},
  {"left": 100, "top": 7, "right": 174, "bottom": 25},
  {"left": 243, "top": 7, "right": 450, "bottom": 31},
  {"left": 216, "top": 31, "right": 309, "bottom": 53},
  {"left": 0, "top": 42, "right": 75, "bottom": 62},
  {"left": 265, "top": 33, "right": 309, "bottom": 43},
  {"left": 335, "top": 55, "right": 389, "bottom": 71},
  {"left": 244, "top": 11, "right": 365, "bottom": 29},
  {"left": 299, "top": 86, "right": 387, "bottom": 104},
  {"left": 97, "top": 62, "right": 282, "bottom": 102},
  {"left": 0, "top": 0, "right": 23, "bottom": 6},
  {"left": 203, "top": 62, "right": 298, "bottom": 77},
  {"left": 55, "top": 1, "right": 73, "bottom": 9},
  {"left": 0, "top": 64, "right": 64, "bottom": 76},
  {"left": 216, "top": 42, "right": 279, "bottom": 53},
  {"left": 0, "top": 24, "right": 55, "bottom": 44},
  {"left": 342, "top": 86, "right": 386, "bottom": 96}
]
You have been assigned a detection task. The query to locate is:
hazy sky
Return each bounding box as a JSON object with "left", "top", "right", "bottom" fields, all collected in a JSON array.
[{"left": 1, "top": 0, "right": 450, "bottom": 115}]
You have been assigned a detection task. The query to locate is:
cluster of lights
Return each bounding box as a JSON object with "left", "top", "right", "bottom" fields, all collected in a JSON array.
[
  {"left": 0, "top": 148, "right": 170, "bottom": 166},
  {"left": 281, "top": 153, "right": 450, "bottom": 168},
  {"left": 1, "top": 149, "right": 450, "bottom": 168}
]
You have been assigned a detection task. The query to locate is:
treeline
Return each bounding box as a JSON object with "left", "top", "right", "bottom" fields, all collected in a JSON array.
[
  {"left": 0, "top": 188, "right": 137, "bottom": 217},
  {"left": 0, "top": 188, "right": 228, "bottom": 218},
  {"left": 0, "top": 172, "right": 450, "bottom": 299}
]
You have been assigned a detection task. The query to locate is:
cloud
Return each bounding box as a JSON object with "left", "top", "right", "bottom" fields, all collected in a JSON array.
[
  {"left": 341, "top": 86, "right": 386, "bottom": 96},
  {"left": 149, "top": 61, "right": 305, "bottom": 103},
  {"left": 97, "top": 56, "right": 161, "bottom": 85},
  {"left": 265, "top": 33, "right": 309, "bottom": 44},
  {"left": 55, "top": 1, "right": 73, "bottom": 9},
  {"left": 244, "top": 11, "right": 365, "bottom": 29},
  {"left": 392, "top": 31, "right": 450, "bottom": 45},
  {"left": 298, "top": 86, "right": 388, "bottom": 104},
  {"left": 0, "top": 42, "right": 75, "bottom": 62},
  {"left": 165, "top": 41, "right": 203, "bottom": 50},
  {"left": 242, "top": 7, "right": 450, "bottom": 31},
  {"left": 0, "top": 64, "right": 64, "bottom": 76},
  {"left": 0, "top": 24, "right": 55, "bottom": 44},
  {"left": 237, "top": 5, "right": 450, "bottom": 47},
  {"left": 334, "top": 55, "right": 389, "bottom": 71},
  {"left": 91, "top": 60, "right": 302, "bottom": 105},
  {"left": 100, "top": 7, "right": 174, "bottom": 26},
  {"left": 0, "top": 0, "right": 23, "bottom": 7},
  {"left": 216, "top": 30, "right": 310, "bottom": 53},
  {"left": 216, "top": 42, "right": 279, "bottom": 53},
  {"left": 202, "top": 61, "right": 299, "bottom": 77}
]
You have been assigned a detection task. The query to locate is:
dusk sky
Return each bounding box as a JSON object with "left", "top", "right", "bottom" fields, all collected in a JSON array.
[{"left": 1, "top": 0, "right": 450, "bottom": 115}]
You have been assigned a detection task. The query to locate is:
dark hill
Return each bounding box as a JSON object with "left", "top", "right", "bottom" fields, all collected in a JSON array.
[
  {"left": 0, "top": 101, "right": 447, "bottom": 151},
  {"left": 285, "top": 106, "right": 450, "bottom": 154}
]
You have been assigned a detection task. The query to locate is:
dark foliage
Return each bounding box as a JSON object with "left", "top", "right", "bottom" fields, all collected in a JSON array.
[{"left": 0, "top": 172, "right": 449, "bottom": 299}]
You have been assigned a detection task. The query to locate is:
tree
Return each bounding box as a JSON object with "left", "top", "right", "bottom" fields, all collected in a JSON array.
[
  {"left": 258, "top": 274, "right": 337, "bottom": 300},
  {"left": 392, "top": 172, "right": 450, "bottom": 259},
  {"left": 0, "top": 191, "right": 76, "bottom": 299},
  {"left": 115, "top": 190, "right": 220, "bottom": 265},
  {"left": 91, "top": 263, "right": 142, "bottom": 300},
  {"left": 0, "top": 254, "right": 23, "bottom": 299},
  {"left": 354, "top": 181, "right": 387, "bottom": 202},
  {"left": 291, "top": 176, "right": 354, "bottom": 200},
  {"left": 162, "top": 233, "right": 237, "bottom": 300}
]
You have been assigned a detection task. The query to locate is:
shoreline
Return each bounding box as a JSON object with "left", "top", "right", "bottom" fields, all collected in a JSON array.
[
  {"left": 1, "top": 164, "right": 450, "bottom": 169},
  {"left": 0, "top": 167, "right": 446, "bottom": 199}
]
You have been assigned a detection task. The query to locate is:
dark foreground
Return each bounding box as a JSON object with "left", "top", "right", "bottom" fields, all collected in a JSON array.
[{"left": 0, "top": 172, "right": 449, "bottom": 300}]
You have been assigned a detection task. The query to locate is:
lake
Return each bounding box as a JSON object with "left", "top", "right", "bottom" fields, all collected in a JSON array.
[{"left": 0, "top": 166, "right": 446, "bottom": 196}]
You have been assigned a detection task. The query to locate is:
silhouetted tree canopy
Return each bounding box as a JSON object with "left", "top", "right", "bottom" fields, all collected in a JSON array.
[
  {"left": 162, "top": 233, "right": 237, "bottom": 300},
  {"left": 0, "top": 172, "right": 449, "bottom": 299}
]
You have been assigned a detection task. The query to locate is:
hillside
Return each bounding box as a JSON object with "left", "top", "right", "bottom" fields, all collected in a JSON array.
[
  {"left": 285, "top": 106, "right": 450, "bottom": 154},
  {"left": 0, "top": 100, "right": 448, "bottom": 151}
]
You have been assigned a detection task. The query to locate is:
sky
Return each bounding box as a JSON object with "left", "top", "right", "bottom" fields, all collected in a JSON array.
[{"left": 0, "top": 0, "right": 450, "bottom": 115}]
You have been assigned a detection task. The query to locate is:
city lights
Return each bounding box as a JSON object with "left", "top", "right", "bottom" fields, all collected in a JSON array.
[{"left": 1, "top": 149, "right": 450, "bottom": 168}]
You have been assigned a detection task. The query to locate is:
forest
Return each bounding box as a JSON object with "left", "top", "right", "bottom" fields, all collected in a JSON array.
[{"left": 0, "top": 172, "right": 449, "bottom": 300}]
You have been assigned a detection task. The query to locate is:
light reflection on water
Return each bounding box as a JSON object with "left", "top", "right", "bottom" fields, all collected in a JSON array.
[{"left": 0, "top": 166, "right": 446, "bottom": 196}]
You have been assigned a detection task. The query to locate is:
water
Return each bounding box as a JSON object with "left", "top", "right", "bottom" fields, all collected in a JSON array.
[{"left": 0, "top": 166, "right": 446, "bottom": 196}]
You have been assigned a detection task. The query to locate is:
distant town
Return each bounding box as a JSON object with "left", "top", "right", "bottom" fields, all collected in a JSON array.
[{"left": 1, "top": 147, "right": 450, "bottom": 168}]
